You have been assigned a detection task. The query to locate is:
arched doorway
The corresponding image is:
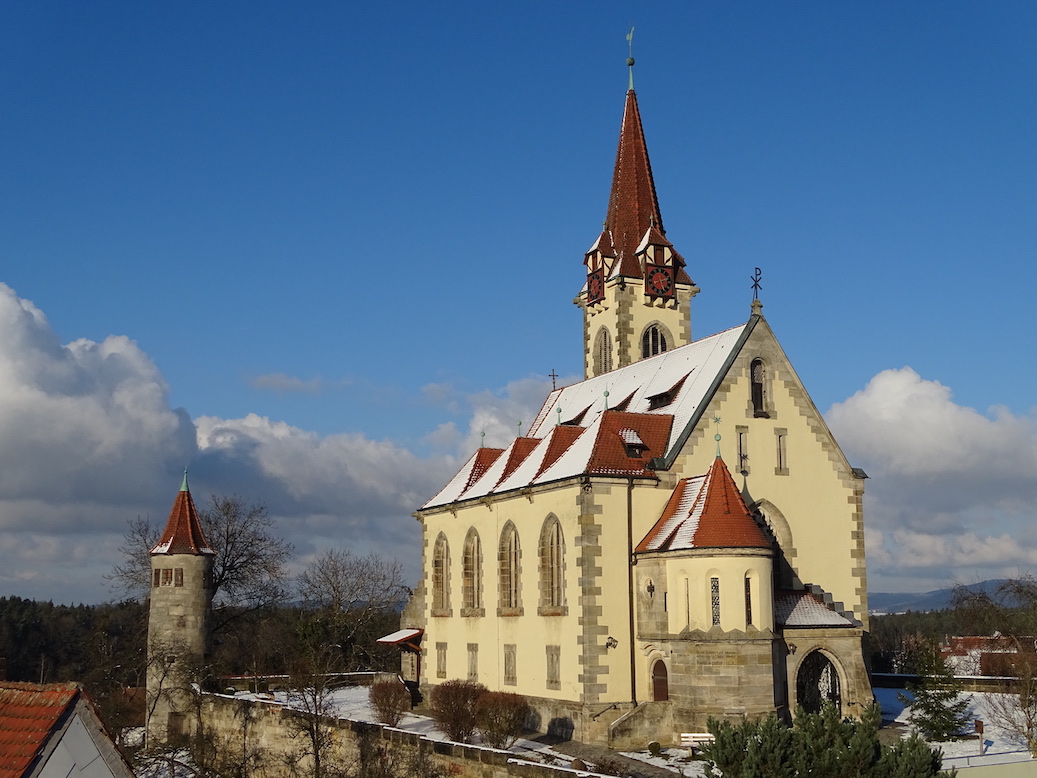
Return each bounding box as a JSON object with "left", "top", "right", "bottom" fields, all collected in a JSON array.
[
  {"left": 651, "top": 660, "right": 669, "bottom": 702},
  {"left": 796, "top": 650, "right": 841, "bottom": 713}
]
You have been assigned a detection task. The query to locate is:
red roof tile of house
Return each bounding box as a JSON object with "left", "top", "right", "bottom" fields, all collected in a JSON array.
[
  {"left": 151, "top": 474, "right": 214, "bottom": 555},
  {"left": 637, "top": 457, "right": 770, "bottom": 552},
  {"left": 0, "top": 682, "right": 78, "bottom": 778},
  {"left": 586, "top": 411, "right": 673, "bottom": 476}
]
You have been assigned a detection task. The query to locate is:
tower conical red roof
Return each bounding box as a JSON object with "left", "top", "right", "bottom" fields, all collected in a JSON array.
[
  {"left": 605, "top": 89, "right": 664, "bottom": 277},
  {"left": 637, "top": 456, "right": 770, "bottom": 552},
  {"left": 151, "top": 473, "right": 214, "bottom": 555},
  {"left": 692, "top": 457, "right": 770, "bottom": 548}
]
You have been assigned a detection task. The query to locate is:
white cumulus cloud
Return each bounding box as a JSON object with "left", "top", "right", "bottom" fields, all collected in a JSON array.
[{"left": 828, "top": 367, "right": 1037, "bottom": 591}]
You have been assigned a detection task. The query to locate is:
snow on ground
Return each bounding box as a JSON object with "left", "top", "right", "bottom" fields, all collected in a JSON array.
[{"left": 874, "top": 686, "right": 1034, "bottom": 770}]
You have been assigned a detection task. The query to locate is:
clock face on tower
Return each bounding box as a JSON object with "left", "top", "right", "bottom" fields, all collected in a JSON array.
[
  {"left": 587, "top": 270, "right": 604, "bottom": 303},
  {"left": 647, "top": 266, "right": 673, "bottom": 297}
]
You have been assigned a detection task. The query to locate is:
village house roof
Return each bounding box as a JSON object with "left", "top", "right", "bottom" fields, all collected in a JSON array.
[
  {"left": 636, "top": 456, "right": 771, "bottom": 552},
  {"left": 0, "top": 682, "right": 132, "bottom": 778},
  {"left": 151, "top": 472, "right": 214, "bottom": 556},
  {"left": 422, "top": 318, "right": 755, "bottom": 509}
]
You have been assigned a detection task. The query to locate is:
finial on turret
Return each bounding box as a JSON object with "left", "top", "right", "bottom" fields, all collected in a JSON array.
[
  {"left": 626, "top": 26, "right": 635, "bottom": 91},
  {"left": 180, "top": 467, "right": 189, "bottom": 492},
  {"left": 713, "top": 415, "right": 722, "bottom": 458}
]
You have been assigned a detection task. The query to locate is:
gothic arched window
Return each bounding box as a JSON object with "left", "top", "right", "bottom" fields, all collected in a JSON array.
[
  {"left": 538, "top": 516, "right": 565, "bottom": 613},
  {"left": 432, "top": 533, "right": 450, "bottom": 615},
  {"left": 462, "top": 529, "right": 482, "bottom": 615},
  {"left": 594, "top": 328, "right": 613, "bottom": 374},
  {"left": 498, "top": 523, "right": 522, "bottom": 614},
  {"left": 641, "top": 324, "right": 668, "bottom": 359}
]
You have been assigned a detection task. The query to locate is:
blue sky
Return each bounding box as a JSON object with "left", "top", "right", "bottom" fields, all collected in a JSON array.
[{"left": 1, "top": 2, "right": 1036, "bottom": 602}]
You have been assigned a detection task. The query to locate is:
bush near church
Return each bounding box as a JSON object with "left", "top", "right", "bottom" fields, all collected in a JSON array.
[
  {"left": 429, "top": 680, "right": 485, "bottom": 744},
  {"left": 475, "top": 691, "right": 533, "bottom": 749},
  {"left": 369, "top": 680, "right": 410, "bottom": 728}
]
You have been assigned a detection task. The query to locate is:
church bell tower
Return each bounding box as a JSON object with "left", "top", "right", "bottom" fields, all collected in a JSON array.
[
  {"left": 576, "top": 58, "right": 699, "bottom": 379},
  {"left": 146, "top": 472, "right": 214, "bottom": 746}
]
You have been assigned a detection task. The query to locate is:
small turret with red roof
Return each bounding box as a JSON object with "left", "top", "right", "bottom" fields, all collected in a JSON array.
[{"left": 145, "top": 471, "right": 214, "bottom": 747}]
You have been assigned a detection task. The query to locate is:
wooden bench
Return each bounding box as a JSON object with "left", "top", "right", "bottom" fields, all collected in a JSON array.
[{"left": 679, "top": 732, "right": 715, "bottom": 756}]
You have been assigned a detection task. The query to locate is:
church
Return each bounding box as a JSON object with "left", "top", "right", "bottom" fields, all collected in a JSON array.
[{"left": 404, "top": 61, "right": 873, "bottom": 747}]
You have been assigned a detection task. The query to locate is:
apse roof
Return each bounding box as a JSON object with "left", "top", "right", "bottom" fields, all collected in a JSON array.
[{"left": 636, "top": 456, "right": 770, "bottom": 552}]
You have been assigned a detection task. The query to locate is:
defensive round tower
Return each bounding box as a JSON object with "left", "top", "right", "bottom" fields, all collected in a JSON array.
[{"left": 146, "top": 472, "right": 214, "bottom": 745}]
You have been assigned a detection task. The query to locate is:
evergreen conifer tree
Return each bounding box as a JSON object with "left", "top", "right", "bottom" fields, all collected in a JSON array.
[{"left": 898, "top": 639, "right": 971, "bottom": 741}]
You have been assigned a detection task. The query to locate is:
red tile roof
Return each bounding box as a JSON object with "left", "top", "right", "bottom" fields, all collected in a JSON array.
[
  {"left": 497, "top": 438, "right": 540, "bottom": 484},
  {"left": 151, "top": 476, "right": 214, "bottom": 555},
  {"left": 463, "top": 448, "right": 505, "bottom": 492},
  {"left": 587, "top": 411, "right": 673, "bottom": 476},
  {"left": 637, "top": 457, "right": 770, "bottom": 552},
  {"left": 605, "top": 90, "right": 664, "bottom": 278},
  {"left": 535, "top": 425, "right": 585, "bottom": 478},
  {"left": 0, "top": 682, "right": 78, "bottom": 778}
]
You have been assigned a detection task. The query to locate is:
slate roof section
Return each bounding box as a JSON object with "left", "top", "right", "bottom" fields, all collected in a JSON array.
[
  {"left": 0, "top": 682, "right": 78, "bottom": 778},
  {"left": 151, "top": 474, "right": 214, "bottom": 555},
  {"left": 422, "top": 320, "right": 753, "bottom": 509},
  {"left": 775, "top": 591, "right": 855, "bottom": 627},
  {"left": 636, "top": 456, "right": 771, "bottom": 552}
]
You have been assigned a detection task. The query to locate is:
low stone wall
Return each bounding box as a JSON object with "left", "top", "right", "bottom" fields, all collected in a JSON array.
[{"left": 197, "top": 693, "right": 607, "bottom": 778}]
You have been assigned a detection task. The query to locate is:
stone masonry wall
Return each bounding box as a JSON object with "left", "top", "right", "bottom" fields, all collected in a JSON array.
[{"left": 197, "top": 693, "right": 615, "bottom": 778}]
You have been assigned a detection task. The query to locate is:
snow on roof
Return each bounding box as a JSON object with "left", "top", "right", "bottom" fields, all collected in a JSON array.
[
  {"left": 636, "top": 457, "right": 770, "bottom": 552},
  {"left": 775, "top": 590, "right": 855, "bottom": 627},
  {"left": 377, "top": 628, "right": 423, "bottom": 645},
  {"left": 422, "top": 322, "right": 750, "bottom": 510}
]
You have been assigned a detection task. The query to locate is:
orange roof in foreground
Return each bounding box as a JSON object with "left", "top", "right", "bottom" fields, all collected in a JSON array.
[
  {"left": 151, "top": 476, "right": 214, "bottom": 555},
  {"left": 0, "top": 682, "right": 78, "bottom": 778},
  {"left": 637, "top": 457, "right": 770, "bottom": 552}
]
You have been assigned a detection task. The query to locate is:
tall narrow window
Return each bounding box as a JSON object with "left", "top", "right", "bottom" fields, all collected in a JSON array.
[
  {"left": 432, "top": 533, "right": 450, "bottom": 615},
  {"left": 467, "top": 644, "right": 479, "bottom": 681},
  {"left": 504, "top": 644, "right": 517, "bottom": 686},
  {"left": 546, "top": 645, "right": 561, "bottom": 690},
  {"left": 462, "top": 529, "right": 482, "bottom": 615},
  {"left": 744, "top": 576, "right": 753, "bottom": 628},
  {"left": 594, "top": 328, "right": 613, "bottom": 375},
  {"left": 710, "top": 577, "right": 721, "bottom": 626},
  {"left": 498, "top": 523, "right": 522, "bottom": 614},
  {"left": 641, "top": 324, "right": 668, "bottom": 358},
  {"left": 436, "top": 643, "right": 447, "bottom": 678},
  {"left": 736, "top": 426, "right": 749, "bottom": 475},
  {"left": 538, "top": 517, "right": 565, "bottom": 614},
  {"left": 775, "top": 428, "right": 789, "bottom": 475},
  {"left": 751, "top": 358, "right": 768, "bottom": 417}
]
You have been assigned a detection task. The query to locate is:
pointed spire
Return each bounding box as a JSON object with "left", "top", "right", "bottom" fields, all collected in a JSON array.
[
  {"left": 694, "top": 457, "right": 770, "bottom": 548},
  {"left": 604, "top": 88, "right": 665, "bottom": 277},
  {"left": 151, "top": 474, "right": 214, "bottom": 555}
]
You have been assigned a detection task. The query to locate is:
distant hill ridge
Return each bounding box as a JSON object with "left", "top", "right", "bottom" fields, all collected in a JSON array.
[{"left": 869, "top": 580, "right": 1006, "bottom": 614}]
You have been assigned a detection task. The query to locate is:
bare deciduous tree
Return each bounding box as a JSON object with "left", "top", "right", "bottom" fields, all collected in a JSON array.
[
  {"left": 297, "top": 549, "right": 408, "bottom": 671},
  {"left": 109, "top": 495, "right": 293, "bottom": 630}
]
